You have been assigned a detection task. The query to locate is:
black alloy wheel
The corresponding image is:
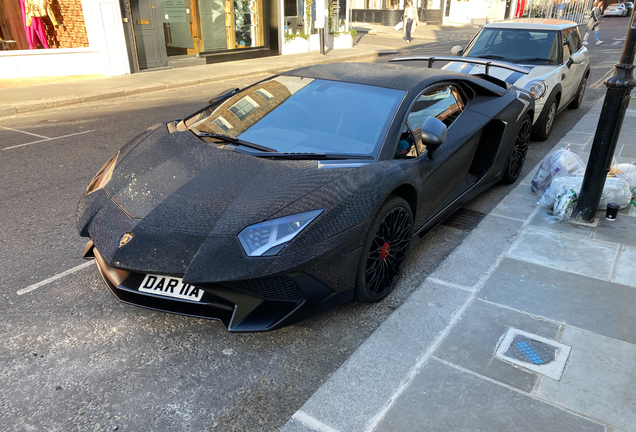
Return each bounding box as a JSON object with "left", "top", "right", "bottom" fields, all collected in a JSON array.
[
  {"left": 355, "top": 196, "right": 413, "bottom": 302},
  {"left": 501, "top": 115, "right": 532, "bottom": 184}
]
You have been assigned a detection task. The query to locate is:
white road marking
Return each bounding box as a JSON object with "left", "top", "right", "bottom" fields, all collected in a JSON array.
[
  {"left": 0, "top": 125, "right": 50, "bottom": 139},
  {"left": 292, "top": 411, "right": 341, "bottom": 432},
  {"left": 3, "top": 129, "right": 95, "bottom": 150},
  {"left": 612, "top": 41, "right": 622, "bottom": 45},
  {"left": 17, "top": 261, "right": 94, "bottom": 295}
]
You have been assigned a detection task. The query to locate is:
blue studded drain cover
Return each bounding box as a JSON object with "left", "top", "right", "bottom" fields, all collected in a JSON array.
[{"left": 509, "top": 337, "right": 555, "bottom": 365}]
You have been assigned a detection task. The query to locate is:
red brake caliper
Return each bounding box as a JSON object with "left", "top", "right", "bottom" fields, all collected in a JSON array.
[{"left": 380, "top": 242, "right": 391, "bottom": 259}]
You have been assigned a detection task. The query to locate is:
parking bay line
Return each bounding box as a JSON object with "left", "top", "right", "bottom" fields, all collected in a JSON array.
[
  {"left": 3, "top": 130, "right": 95, "bottom": 150},
  {"left": 17, "top": 261, "right": 94, "bottom": 295},
  {"left": 0, "top": 125, "right": 50, "bottom": 139}
]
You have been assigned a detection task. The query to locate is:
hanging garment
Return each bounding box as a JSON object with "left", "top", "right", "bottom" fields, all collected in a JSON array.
[
  {"left": 24, "top": 0, "right": 57, "bottom": 27},
  {"left": 515, "top": 0, "right": 527, "bottom": 18},
  {"left": 1, "top": 0, "right": 29, "bottom": 49},
  {"left": 20, "top": 0, "right": 49, "bottom": 49}
]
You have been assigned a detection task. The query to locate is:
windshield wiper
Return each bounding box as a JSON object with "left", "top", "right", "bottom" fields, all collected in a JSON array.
[
  {"left": 190, "top": 130, "right": 276, "bottom": 153},
  {"left": 516, "top": 58, "right": 552, "bottom": 63},
  {"left": 473, "top": 55, "right": 506, "bottom": 60},
  {"left": 234, "top": 147, "right": 374, "bottom": 160}
]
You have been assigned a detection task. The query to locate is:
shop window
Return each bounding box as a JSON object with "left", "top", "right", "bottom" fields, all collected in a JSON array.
[{"left": 0, "top": 0, "right": 89, "bottom": 51}]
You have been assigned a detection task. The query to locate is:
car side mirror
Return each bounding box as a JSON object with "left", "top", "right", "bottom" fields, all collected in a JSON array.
[
  {"left": 451, "top": 45, "right": 463, "bottom": 56},
  {"left": 209, "top": 88, "right": 239, "bottom": 105},
  {"left": 570, "top": 52, "right": 585, "bottom": 64},
  {"left": 421, "top": 117, "right": 447, "bottom": 159}
]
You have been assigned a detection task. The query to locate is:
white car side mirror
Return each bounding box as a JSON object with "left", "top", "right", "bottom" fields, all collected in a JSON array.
[
  {"left": 451, "top": 45, "right": 463, "bottom": 56},
  {"left": 570, "top": 52, "right": 585, "bottom": 64}
]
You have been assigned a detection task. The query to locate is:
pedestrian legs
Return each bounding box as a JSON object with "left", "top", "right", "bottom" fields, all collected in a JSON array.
[{"left": 406, "top": 18, "right": 413, "bottom": 42}]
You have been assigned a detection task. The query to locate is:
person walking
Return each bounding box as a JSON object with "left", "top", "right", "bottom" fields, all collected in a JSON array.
[
  {"left": 583, "top": 0, "right": 603, "bottom": 45},
  {"left": 403, "top": 0, "right": 418, "bottom": 43}
]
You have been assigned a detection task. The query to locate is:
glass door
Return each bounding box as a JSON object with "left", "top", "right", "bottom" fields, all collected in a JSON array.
[{"left": 160, "top": 0, "right": 198, "bottom": 56}]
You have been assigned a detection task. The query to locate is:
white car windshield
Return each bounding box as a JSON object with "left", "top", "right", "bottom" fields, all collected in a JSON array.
[{"left": 464, "top": 28, "right": 560, "bottom": 65}]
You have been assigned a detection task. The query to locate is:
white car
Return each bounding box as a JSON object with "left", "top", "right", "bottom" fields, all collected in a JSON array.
[
  {"left": 604, "top": 3, "right": 629, "bottom": 16},
  {"left": 444, "top": 19, "right": 590, "bottom": 141}
]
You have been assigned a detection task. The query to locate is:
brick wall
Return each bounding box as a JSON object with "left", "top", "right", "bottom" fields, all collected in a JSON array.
[{"left": 45, "top": 0, "right": 89, "bottom": 48}]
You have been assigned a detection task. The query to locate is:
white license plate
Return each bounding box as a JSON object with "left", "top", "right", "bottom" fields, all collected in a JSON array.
[{"left": 139, "top": 274, "right": 204, "bottom": 302}]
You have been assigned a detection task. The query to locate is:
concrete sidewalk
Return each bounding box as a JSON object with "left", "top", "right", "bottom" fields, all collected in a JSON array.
[
  {"left": 353, "top": 21, "right": 480, "bottom": 41},
  {"left": 0, "top": 44, "right": 396, "bottom": 117},
  {"left": 282, "top": 96, "right": 636, "bottom": 432}
]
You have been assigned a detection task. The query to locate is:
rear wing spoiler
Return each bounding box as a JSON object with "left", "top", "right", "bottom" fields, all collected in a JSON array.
[{"left": 389, "top": 56, "right": 531, "bottom": 76}]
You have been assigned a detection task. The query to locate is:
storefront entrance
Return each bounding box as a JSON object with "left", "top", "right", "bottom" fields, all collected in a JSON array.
[{"left": 127, "top": 0, "right": 266, "bottom": 70}]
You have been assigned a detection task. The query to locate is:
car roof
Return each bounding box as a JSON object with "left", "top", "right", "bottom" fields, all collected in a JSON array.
[
  {"left": 483, "top": 18, "right": 577, "bottom": 30},
  {"left": 280, "top": 62, "right": 501, "bottom": 93}
]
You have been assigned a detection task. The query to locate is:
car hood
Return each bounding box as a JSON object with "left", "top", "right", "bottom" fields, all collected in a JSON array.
[{"left": 104, "top": 125, "right": 353, "bottom": 234}]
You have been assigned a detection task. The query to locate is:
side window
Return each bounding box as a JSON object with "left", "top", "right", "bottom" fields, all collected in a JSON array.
[
  {"left": 571, "top": 27, "right": 582, "bottom": 51},
  {"left": 407, "top": 85, "right": 465, "bottom": 130},
  {"left": 562, "top": 29, "right": 576, "bottom": 62},
  {"left": 395, "top": 124, "right": 418, "bottom": 159}
]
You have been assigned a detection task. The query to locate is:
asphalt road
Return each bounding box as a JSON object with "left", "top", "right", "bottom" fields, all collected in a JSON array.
[{"left": 0, "top": 17, "right": 632, "bottom": 431}]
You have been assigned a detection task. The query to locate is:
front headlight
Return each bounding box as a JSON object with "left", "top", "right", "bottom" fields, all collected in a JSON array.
[
  {"left": 524, "top": 80, "right": 547, "bottom": 100},
  {"left": 238, "top": 210, "right": 323, "bottom": 257},
  {"left": 86, "top": 152, "right": 119, "bottom": 194}
]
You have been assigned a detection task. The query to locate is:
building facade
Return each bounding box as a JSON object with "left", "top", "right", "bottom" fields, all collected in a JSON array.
[{"left": 0, "top": 0, "right": 129, "bottom": 78}]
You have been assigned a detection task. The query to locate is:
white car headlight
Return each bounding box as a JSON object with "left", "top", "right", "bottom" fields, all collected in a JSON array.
[
  {"left": 238, "top": 210, "right": 323, "bottom": 257},
  {"left": 524, "top": 80, "right": 547, "bottom": 100}
]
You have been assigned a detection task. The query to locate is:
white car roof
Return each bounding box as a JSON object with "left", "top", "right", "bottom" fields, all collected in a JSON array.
[{"left": 483, "top": 18, "right": 578, "bottom": 31}]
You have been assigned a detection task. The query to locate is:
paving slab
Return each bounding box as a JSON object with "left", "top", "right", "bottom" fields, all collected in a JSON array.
[
  {"left": 294, "top": 281, "right": 469, "bottom": 432},
  {"left": 480, "top": 258, "right": 636, "bottom": 345},
  {"left": 538, "top": 326, "right": 636, "bottom": 432},
  {"left": 620, "top": 144, "right": 636, "bottom": 159},
  {"left": 435, "top": 299, "right": 560, "bottom": 392},
  {"left": 529, "top": 209, "right": 596, "bottom": 237},
  {"left": 489, "top": 183, "right": 540, "bottom": 221},
  {"left": 430, "top": 214, "right": 523, "bottom": 288},
  {"left": 594, "top": 214, "right": 636, "bottom": 247},
  {"left": 612, "top": 245, "right": 636, "bottom": 288},
  {"left": 374, "top": 358, "right": 605, "bottom": 432},
  {"left": 506, "top": 225, "right": 618, "bottom": 281}
]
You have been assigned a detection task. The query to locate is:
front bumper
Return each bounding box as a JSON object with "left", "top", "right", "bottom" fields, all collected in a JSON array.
[{"left": 86, "top": 241, "right": 355, "bottom": 332}]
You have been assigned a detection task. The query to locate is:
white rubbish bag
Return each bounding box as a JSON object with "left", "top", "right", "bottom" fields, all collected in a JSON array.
[
  {"left": 615, "top": 163, "right": 636, "bottom": 189},
  {"left": 548, "top": 186, "right": 578, "bottom": 223},
  {"left": 539, "top": 176, "right": 583, "bottom": 208},
  {"left": 394, "top": 21, "right": 403, "bottom": 31},
  {"left": 539, "top": 176, "right": 632, "bottom": 210},
  {"left": 531, "top": 145, "right": 585, "bottom": 194}
]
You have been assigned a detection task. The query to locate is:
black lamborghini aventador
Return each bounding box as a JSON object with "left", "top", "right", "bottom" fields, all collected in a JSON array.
[{"left": 77, "top": 61, "right": 534, "bottom": 332}]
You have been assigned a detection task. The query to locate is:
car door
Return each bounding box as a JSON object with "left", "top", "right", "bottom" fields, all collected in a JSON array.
[
  {"left": 404, "top": 84, "right": 482, "bottom": 229},
  {"left": 559, "top": 28, "right": 583, "bottom": 105}
]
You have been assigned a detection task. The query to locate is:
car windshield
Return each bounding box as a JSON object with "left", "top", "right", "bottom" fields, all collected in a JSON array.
[
  {"left": 188, "top": 76, "right": 405, "bottom": 157},
  {"left": 464, "top": 28, "right": 560, "bottom": 65}
]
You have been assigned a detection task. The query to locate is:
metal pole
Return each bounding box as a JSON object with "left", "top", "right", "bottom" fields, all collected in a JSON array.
[{"left": 573, "top": 10, "right": 636, "bottom": 221}]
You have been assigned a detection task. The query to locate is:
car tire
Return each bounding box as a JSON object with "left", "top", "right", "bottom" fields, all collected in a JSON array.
[
  {"left": 533, "top": 98, "right": 557, "bottom": 141},
  {"left": 568, "top": 74, "right": 588, "bottom": 109},
  {"left": 355, "top": 195, "right": 413, "bottom": 303},
  {"left": 501, "top": 114, "right": 531, "bottom": 185}
]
